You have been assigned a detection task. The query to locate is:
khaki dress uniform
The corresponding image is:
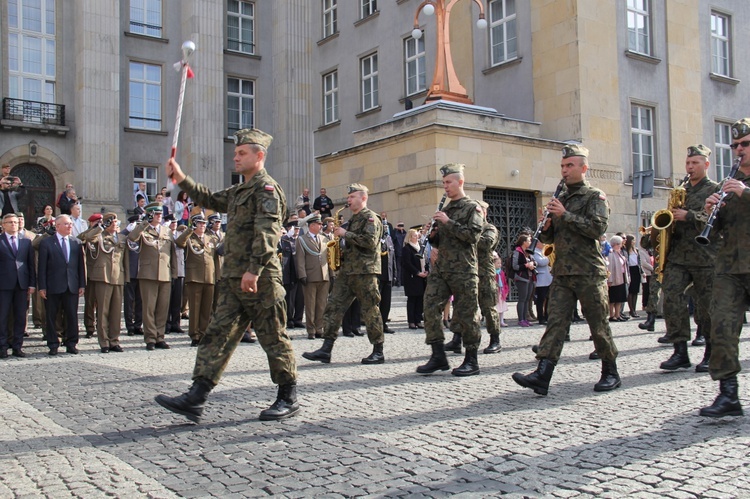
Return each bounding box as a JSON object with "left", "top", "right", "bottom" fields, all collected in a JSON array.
[{"left": 176, "top": 228, "right": 219, "bottom": 344}]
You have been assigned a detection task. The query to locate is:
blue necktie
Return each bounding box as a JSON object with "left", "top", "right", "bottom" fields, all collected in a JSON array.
[
  {"left": 10, "top": 236, "right": 17, "bottom": 255},
  {"left": 62, "top": 237, "right": 69, "bottom": 263}
]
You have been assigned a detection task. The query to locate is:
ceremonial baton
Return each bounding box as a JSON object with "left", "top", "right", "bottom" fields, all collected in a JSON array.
[{"left": 168, "top": 40, "right": 196, "bottom": 183}]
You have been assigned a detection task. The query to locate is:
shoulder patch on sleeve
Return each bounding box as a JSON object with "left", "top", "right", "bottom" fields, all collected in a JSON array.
[
  {"left": 476, "top": 206, "right": 482, "bottom": 212},
  {"left": 599, "top": 193, "right": 607, "bottom": 200},
  {"left": 264, "top": 184, "right": 275, "bottom": 191},
  {"left": 368, "top": 217, "right": 375, "bottom": 223}
]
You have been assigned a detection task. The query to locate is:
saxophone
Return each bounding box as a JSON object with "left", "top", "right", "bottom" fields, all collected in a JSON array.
[
  {"left": 326, "top": 204, "right": 348, "bottom": 271},
  {"left": 650, "top": 174, "right": 689, "bottom": 282}
]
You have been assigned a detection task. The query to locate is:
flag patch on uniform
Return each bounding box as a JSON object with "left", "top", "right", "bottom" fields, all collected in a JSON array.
[
  {"left": 476, "top": 206, "right": 482, "bottom": 212},
  {"left": 368, "top": 217, "right": 374, "bottom": 222},
  {"left": 265, "top": 185, "right": 275, "bottom": 191},
  {"left": 599, "top": 193, "right": 607, "bottom": 200}
]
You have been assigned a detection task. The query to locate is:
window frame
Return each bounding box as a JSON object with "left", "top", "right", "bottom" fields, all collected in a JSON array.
[
  {"left": 626, "top": 0, "right": 651, "bottom": 56},
  {"left": 7, "top": 0, "right": 57, "bottom": 103},
  {"left": 360, "top": 53, "right": 379, "bottom": 112},
  {"left": 322, "top": 0, "right": 338, "bottom": 38},
  {"left": 714, "top": 121, "right": 733, "bottom": 180},
  {"left": 710, "top": 11, "right": 731, "bottom": 78},
  {"left": 129, "top": 0, "right": 163, "bottom": 38},
  {"left": 133, "top": 166, "right": 159, "bottom": 201},
  {"left": 128, "top": 61, "right": 162, "bottom": 130},
  {"left": 488, "top": 0, "right": 518, "bottom": 67},
  {"left": 227, "top": 76, "right": 256, "bottom": 137},
  {"left": 323, "top": 71, "right": 339, "bottom": 125},
  {"left": 404, "top": 35, "right": 426, "bottom": 97},
  {"left": 630, "top": 103, "right": 655, "bottom": 176},
  {"left": 227, "top": 0, "right": 256, "bottom": 55},
  {"left": 360, "top": 0, "right": 377, "bottom": 20}
]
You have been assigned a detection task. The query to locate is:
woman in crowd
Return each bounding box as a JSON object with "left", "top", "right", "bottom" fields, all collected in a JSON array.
[
  {"left": 607, "top": 235, "right": 630, "bottom": 322},
  {"left": 512, "top": 233, "right": 536, "bottom": 327},
  {"left": 624, "top": 234, "right": 641, "bottom": 318},
  {"left": 493, "top": 252, "right": 509, "bottom": 327},
  {"left": 402, "top": 228, "right": 428, "bottom": 329},
  {"left": 532, "top": 240, "right": 552, "bottom": 325},
  {"left": 174, "top": 191, "right": 190, "bottom": 226}
]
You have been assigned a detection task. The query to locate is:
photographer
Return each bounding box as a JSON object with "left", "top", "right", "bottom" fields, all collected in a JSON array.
[
  {"left": 58, "top": 187, "right": 79, "bottom": 215},
  {"left": 0, "top": 166, "right": 26, "bottom": 217},
  {"left": 512, "top": 233, "right": 537, "bottom": 327}
]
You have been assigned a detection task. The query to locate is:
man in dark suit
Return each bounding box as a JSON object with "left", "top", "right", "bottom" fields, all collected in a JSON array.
[
  {"left": 0, "top": 213, "right": 36, "bottom": 358},
  {"left": 38, "top": 214, "right": 86, "bottom": 355}
]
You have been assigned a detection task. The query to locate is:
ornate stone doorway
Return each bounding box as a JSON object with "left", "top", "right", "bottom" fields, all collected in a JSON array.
[{"left": 10, "top": 163, "right": 56, "bottom": 229}]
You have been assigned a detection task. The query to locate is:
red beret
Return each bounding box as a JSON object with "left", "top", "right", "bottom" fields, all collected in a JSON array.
[{"left": 88, "top": 213, "right": 103, "bottom": 223}]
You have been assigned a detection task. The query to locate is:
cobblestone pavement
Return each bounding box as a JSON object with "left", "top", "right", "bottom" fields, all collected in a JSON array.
[{"left": 1, "top": 292, "right": 748, "bottom": 498}]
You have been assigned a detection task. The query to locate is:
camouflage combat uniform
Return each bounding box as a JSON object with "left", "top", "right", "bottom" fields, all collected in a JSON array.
[
  {"left": 708, "top": 170, "right": 750, "bottom": 381},
  {"left": 178, "top": 171, "right": 297, "bottom": 387},
  {"left": 322, "top": 207, "right": 384, "bottom": 345},
  {"left": 639, "top": 233, "right": 662, "bottom": 314},
  {"left": 477, "top": 222, "right": 501, "bottom": 337},
  {"left": 423, "top": 196, "right": 484, "bottom": 348},
  {"left": 537, "top": 180, "right": 618, "bottom": 363},
  {"left": 661, "top": 176, "right": 718, "bottom": 343}
]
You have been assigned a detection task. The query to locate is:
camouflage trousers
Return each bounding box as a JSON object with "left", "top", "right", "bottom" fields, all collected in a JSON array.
[
  {"left": 323, "top": 273, "right": 383, "bottom": 345},
  {"left": 645, "top": 277, "right": 662, "bottom": 314},
  {"left": 662, "top": 262, "right": 714, "bottom": 343},
  {"left": 708, "top": 273, "right": 750, "bottom": 381},
  {"left": 537, "top": 275, "right": 618, "bottom": 363},
  {"left": 193, "top": 276, "right": 297, "bottom": 386},
  {"left": 478, "top": 274, "right": 501, "bottom": 336},
  {"left": 423, "top": 270, "right": 480, "bottom": 349}
]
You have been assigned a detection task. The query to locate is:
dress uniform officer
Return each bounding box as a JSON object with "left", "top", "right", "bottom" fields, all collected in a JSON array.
[
  {"left": 82, "top": 213, "right": 102, "bottom": 338},
  {"left": 512, "top": 144, "right": 621, "bottom": 395},
  {"left": 294, "top": 213, "right": 330, "bottom": 339},
  {"left": 207, "top": 213, "right": 224, "bottom": 312},
  {"left": 176, "top": 214, "right": 220, "bottom": 347},
  {"left": 416, "top": 164, "right": 484, "bottom": 376},
  {"left": 127, "top": 202, "right": 176, "bottom": 350},
  {"left": 302, "top": 183, "right": 386, "bottom": 365},
  {"left": 78, "top": 213, "right": 128, "bottom": 352},
  {"left": 699, "top": 118, "right": 750, "bottom": 418},
  {"left": 158, "top": 128, "right": 299, "bottom": 422}
]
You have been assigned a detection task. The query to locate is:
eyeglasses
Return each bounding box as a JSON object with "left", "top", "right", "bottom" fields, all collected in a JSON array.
[{"left": 729, "top": 140, "right": 750, "bottom": 150}]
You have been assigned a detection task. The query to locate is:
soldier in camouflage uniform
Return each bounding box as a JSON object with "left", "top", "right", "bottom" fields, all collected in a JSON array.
[
  {"left": 699, "top": 118, "right": 750, "bottom": 418},
  {"left": 416, "top": 163, "right": 484, "bottom": 376},
  {"left": 513, "top": 144, "right": 621, "bottom": 395},
  {"left": 656, "top": 145, "right": 718, "bottom": 373},
  {"left": 302, "top": 183, "right": 386, "bottom": 365},
  {"left": 476, "top": 201, "right": 502, "bottom": 354},
  {"left": 637, "top": 232, "right": 661, "bottom": 332},
  {"left": 156, "top": 128, "right": 299, "bottom": 423}
]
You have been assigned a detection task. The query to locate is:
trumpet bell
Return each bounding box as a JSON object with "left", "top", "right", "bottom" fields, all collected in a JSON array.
[{"left": 651, "top": 209, "right": 673, "bottom": 231}]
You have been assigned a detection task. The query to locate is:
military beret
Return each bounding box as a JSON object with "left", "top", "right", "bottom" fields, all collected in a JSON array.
[
  {"left": 233, "top": 128, "right": 273, "bottom": 149},
  {"left": 347, "top": 183, "right": 369, "bottom": 194},
  {"left": 440, "top": 163, "right": 465, "bottom": 177},
  {"left": 127, "top": 214, "right": 141, "bottom": 223},
  {"left": 562, "top": 143, "right": 588, "bottom": 159},
  {"left": 687, "top": 144, "right": 711, "bottom": 158},
  {"left": 88, "top": 213, "right": 103, "bottom": 223},
  {"left": 731, "top": 118, "right": 750, "bottom": 140},
  {"left": 307, "top": 214, "right": 322, "bottom": 225},
  {"left": 144, "top": 202, "right": 163, "bottom": 213},
  {"left": 191, "top": 214, "right": 207, "bottom": 224}
]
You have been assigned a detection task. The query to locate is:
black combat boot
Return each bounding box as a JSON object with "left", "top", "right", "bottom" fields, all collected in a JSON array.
[
  {"left": 483, "top": 334, "right": 501, "bottom": 354},
  {"left": 512, "top": 359, "right": 556, "bottom": 396},
  {"left": 699, "top": 377, "right": 744, "bottom": 418},
  {"left": 154, "top": 378, "right": 214, "bottom": 423},
  {"left": 361, "top": 342, "right": 385, "bottom": 364},
  {"left": 691, "top": 326, "right": 706, "bottom": 346},
  {"left": 302, "top": 338, "right": 335, "bottom": 364},
  {"left": 594, "top": 361, "right": 622, "bottom": 391},
  {"left": 657, "top": 334, "right": 670, "bottom": 344},
  {"left": 452, "top": 347, "right": 479, "bottom": 376},
  {"left": 259, "top": 383, "right": 300, "bottom": 421},
  {"left": 659, "top": 341, "right": 691, "bottom": 370},
  {"left": 444, "top": 333, "right": 462, "bottom": 354},
  {"left": 638, "top": 312, "right": 655, "bottom": 331},
  {"left": 416, "top": 342, "right": 450, "bottom": 374},
  {"left": 695, "top": 342, "right": 711, "bottom": 373}
]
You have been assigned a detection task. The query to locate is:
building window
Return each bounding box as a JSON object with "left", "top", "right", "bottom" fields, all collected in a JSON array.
[
  {"left": 710, "top": 12, "right": 731, "bottom": 77},
  {"left": 489, "top": 0, "right": 517, "bottom": 66},
  {"left": 228, "top": 0, "right": 255, "bottom": 55},
  {"left": 323, "top": 71, "right": 339, "bottom": 125},
  {"left": 7, "top": 0, "right": 56, "bottom": 103},
  {"left": 322, "top": 0, "right": 337, "bottom": 38},
  {"left": 627, "top": 0, "right": 651, "bottom": 55},
  {"left": 361, "top": 0, "right": 377, "bottom": 19},
  {"left": 404, "top": 36, "right": 426, "bottom": 96},
  {"left": 130, "top": 0, "right": 162, "bottom": 38},
  {"left": 227, "top": 77, "right": 255, "bottom": 136},
  {"left": 631, "top": 104, "right": 654, "bottom": 174},
  {"left": 715, "top": 122, "right": 733, "bottom": 180},
  {"left": 129, "top": 62, "right": 161, "bottom": 130},
  {"left": 361, "top": 53, "right": 379, "bottom": 112},
  {"left": 231, "top": 173, "right": 245, "bottom": 185},
  {"left": 134, "top": 166, "right": 158, "bottom": 201}
]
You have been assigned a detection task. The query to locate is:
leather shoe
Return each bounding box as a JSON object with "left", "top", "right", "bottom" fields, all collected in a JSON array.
[
  {"left": 146, "top": 343, "right": 155, "bottom": 351},
  {"left": 589, "top": 350, "right": 600, "bottom": 360},
  {"left": 127, "top": 329, "right": 135, "bottom": 336},
  {"left": 287, "top": 322, "right": 295, "bottom": 329},
  {"left": 66, "top": 346, "right": 79, "bottom": 354},
  {"left": 0, "top": 349, "right": 7, "bottom": 359},
  {"left": 100, "top": 347, "right": 110, "bottom": 353},
  {"left": 110, "top": 345, "right": 124, "bottom": 353},
  {"left": 12, "top": 349, "right": 26, "bottom": 358},
  {"left": 384, "top": 326, "right": 395, "bottom": 334},
  {"left": 293, "top": 321, "right": 305, "bottom": 328},
  {"left": 352, "top": 329, "right": 365, "bottom": 336},
  {"left": 408, "top": 323, "right": 418, "bottom": 330},
  {"left": 191, "top": 339, "right": 200, "bottom": 347},
  {"left": 170, "top": 326, "right": 185, "bottom": 334},
  {"left": 155, "top": 341, "right": 171, "bottom": 349},
  {"left": 343, "top": 331, "right": 355, "bottom": 337},
  {"left": 415, "top": 323, "right": 424, "bottom": 329},
  {"left": 48, "top": 348, "right": 58, "bottom": 356},
  {"left": 85, "top": 331, "right": 94, "bottom": 338},
  {"left": 134, "top": 327, "right": 144, "bottom": 335}
]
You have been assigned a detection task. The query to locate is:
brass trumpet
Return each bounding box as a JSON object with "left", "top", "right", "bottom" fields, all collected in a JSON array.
[{"left": 542, "top": 244, "right": 555, "bottom": 269}]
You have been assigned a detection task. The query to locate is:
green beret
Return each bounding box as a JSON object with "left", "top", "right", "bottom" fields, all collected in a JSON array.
[
  {"left": 144, "top": 202, "right": 163, "bottom": 213},
  {"left": 233, "top": 128, "right": 273, "bottom": 149},
  {"left": 731, "top": 118, "right": 750, "bottom": 140},
  {"left": 687, "top": 144, "right": 711, "bottom": 158},
  {"left": 439, "top": 163, "right": 465, "bottom": 177},
  {"left": 347, "top": 183, "right": 369, "bottom": 194},
  {"left": 562, "top": 143, "right": 588, "bottom": 159}
]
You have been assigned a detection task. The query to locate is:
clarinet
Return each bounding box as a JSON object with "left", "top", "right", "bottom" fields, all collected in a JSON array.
[
  {"left": 695, "top": 156, "right": 742, "bottom": 246},
  {"left": 418, "top": 193, "right": 448, "bottom": 258},
  {"left": 526, "top": 178, "right": 566, "bottom": 254}
]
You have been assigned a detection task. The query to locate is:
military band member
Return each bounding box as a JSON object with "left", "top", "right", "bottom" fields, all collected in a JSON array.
[
  {"left": 78, "top": 213, "right": 128, "bottom": 352},
  {"left": 294, "top": 213, "right": 329, "bottom": 339},
  {"left": 476, "top": 200, "right": 502, "bottom": 354},
  {"left": 637, "top": 235, "right": 661, "bottom": 332},
  {"left": 127, "top": 202, "right": 176, "bottom": 350},
  {"left": 657, "top": 145, "right": 718, "bottom": 373},
  {"left": 699, "top": 118, "right": 750, "bottom": 418},
  {"left": 302, "top": 183, "right": 385, "bottom": 365},
  {"left": 416, "top": 163, "right": 484, "bottom": 376},
  {"left": 176, "top": 214, "right": 220, "bottom": 347},
  {"left": 157, "top": 128, "right": 299, "bottom": 422},
  {"left": 513, "top": 144, "right": 621, "bottom": 395}
]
